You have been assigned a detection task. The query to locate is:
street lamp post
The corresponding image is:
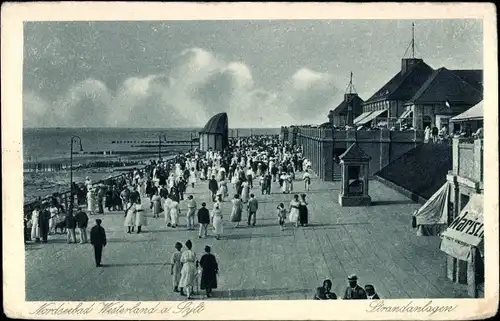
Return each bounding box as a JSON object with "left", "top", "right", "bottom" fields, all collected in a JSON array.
[
  {"left": 70, "top": 135, "right": 83, "bottom": 213},
  {"left": 158, "top": 133, "right": 167, "bottom": 161}
]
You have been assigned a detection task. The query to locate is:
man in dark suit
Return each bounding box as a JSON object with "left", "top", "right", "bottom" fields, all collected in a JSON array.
[
  {"left": 197, "top": 202, "right": 210, "bottom": 239},
  {"left": 343, "top": 274, "right": 367, "bottom": 300},
  {"left": 90, "top": 219, "right": 107, "bottom": 267},
  {"left": 39, "top": 204, "right": 51, "bottom": 243},
  {"left": 75, "top": 205, "right": 89, "bottom": 244},
  {"left": 365, "top": 284, "right": 380, "bottom": 299},
  {"left": 208, "top": 176, "right": 218, "bottom": 202}
]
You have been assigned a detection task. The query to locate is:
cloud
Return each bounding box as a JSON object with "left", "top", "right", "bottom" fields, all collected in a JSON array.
[
  {"left": 24, "top": 48, "right": 339, "bottom": 128},
  {"left": 23, "top": 91, "right": 53, "bottom": 127},
  {"left": 282, "top": 68, "right": 339, "bottom": 123},
  {"left": 58, "top": 79, "right": 113, "bottom": 127}
]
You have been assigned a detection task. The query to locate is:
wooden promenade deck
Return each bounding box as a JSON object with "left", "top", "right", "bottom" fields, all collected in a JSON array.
[{"left": 25, "top": 173, "right": 469, "bottom": 301}]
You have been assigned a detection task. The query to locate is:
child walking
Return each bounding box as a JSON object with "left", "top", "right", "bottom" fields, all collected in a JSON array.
[
  {"left": 277, "top": 203, "right": 287, "bottom": 231},
  {"left": 171, "top": 242, "right": 183, "bottom": 293}
]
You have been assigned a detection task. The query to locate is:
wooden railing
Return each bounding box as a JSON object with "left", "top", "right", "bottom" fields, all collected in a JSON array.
[{"left": 23, "top": 165, "right": 148, "bottom": 216}]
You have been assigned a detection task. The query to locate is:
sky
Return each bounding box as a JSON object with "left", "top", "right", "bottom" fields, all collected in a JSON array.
[{"left": 23, "top": 19, "right": 483, "bottom": 128}]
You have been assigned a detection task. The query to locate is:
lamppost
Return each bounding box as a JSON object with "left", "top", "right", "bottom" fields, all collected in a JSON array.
[
  {"left": 158, "top": 133, "right": 167, "bottom": 161},
  {"left": 70, "top": 135, "right": 83, "bottom": 213}
]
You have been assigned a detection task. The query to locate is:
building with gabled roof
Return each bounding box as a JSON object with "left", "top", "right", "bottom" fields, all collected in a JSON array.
[
  {"left": 328, "top": 93, "right": 364, "bottom": 127},
  {"left": 355, "top": 58, "right": 435, "bottom": 128},
  {"left": 328, "top": 73, "right": 364, "bottom": 127},
  {"left": 401, "top": 67, "right": 483, "bottom": 131},
  {"left": 355, "top": 57, "right": 483, "bottom": 131},
  {"left": 354, "top": 24, "right": 483, "bottom": 130}
]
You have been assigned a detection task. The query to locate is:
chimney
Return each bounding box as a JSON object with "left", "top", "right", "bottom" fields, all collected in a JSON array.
[
  {"left": 344, "top": 93, "right": 358, "bottom": 126},
  {"left": 401, "top": 58, "right": 423, "bottom": 75}
]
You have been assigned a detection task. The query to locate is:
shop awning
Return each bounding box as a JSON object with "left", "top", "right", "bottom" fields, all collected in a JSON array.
[
  {"left": 440, "top": 193, "right": 484, "bottom": 262},
  {"left": 414, "top": 182, "right": 449, "bottom": 236},
  {"left": 358, "top": 109, "right": 387, "bottom": 125},
  {"left": 353, "top": 112, "right": 373, "bottom": 125},
  {"left": 397, "top": 109, "right": 413, "bottom": 123},
  {"left": 450, "top": 101, "right": 483, "bottom": 122}
]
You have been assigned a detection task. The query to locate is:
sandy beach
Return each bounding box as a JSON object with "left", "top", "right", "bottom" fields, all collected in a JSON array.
[{"left": 23, "top": 154, "right": 176, "bottom": 203}]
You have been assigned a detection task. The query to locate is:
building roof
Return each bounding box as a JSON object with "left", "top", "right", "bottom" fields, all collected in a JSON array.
[
  {"left": 451, "top": 70, "right": 483, "bottom": 91},
  {"left": 339, "top": 143, "right": 371, "bottom": 161},
  {"left": 200, "top": 112, "right": 228, "bottom": 134},
  {"left": 409, "top": 68, "right": 483, "bottom": 105},
  {"left": 330, "top": 95, "right": 364, "bottom": 116},
  {"left": 451, "top": 101, "right": 483, "bottom": 122},
  {"left": 364, "top": 60, "right": 434, "bottom": 104}
]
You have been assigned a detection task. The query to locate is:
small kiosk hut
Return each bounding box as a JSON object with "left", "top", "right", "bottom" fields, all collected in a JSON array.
[{"left": 338, "top": 143, "right": 371, "bottom": 206}]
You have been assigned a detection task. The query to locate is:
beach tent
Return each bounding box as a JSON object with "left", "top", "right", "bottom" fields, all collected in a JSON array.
[
  {"left": 413, "top": 182, "right": 450, "bottom": 236},
  {"left": 450, "top": 101, "right": 483, "bottom": 122}
]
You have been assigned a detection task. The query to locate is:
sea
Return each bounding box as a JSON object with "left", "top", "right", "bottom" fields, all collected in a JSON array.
[
  {"left": 22, "top": 127, "right": 281, "bottom": 202},
  {"left": 23, "top": 127, "right": 281, "bottom": 163}
]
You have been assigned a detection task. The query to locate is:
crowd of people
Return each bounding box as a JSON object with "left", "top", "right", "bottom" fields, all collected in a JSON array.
[{"left": 25, "top": 133, "right": 383, "bottom": 300}]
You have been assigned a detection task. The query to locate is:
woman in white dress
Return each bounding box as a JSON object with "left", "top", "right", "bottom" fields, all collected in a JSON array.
[
  {"left": 31, "top": 206, "right": 41, "bottom": 241},
  {"left": 87, "top": 188, "right": 95, "bottom": 214},
  {"left": 170, "top": 197, "right": 180, "bottom": 228},
  {"left": 241, "top": 181, "right": 250, "bottom": 203},
  {"left": 175, "top": 163, "right": 182, "bottom": 178},
  {"left": 211, "top": 203, "right": 224, "bottom": 240},
  {"left": 167, "top": 174, "right": 176, "bottom": 191},
  {"left": 281, "top": 173, "right": 289, "bottom": 193},
  {"left": 48, "top": 204, "right": 59, "bottom": 235},
  {"left": 200, "top": 165, "right": 206, "bottom": 181},
  {"left": 289, "top": 194, "right": 301, "bottom": 228},
  {"left": 230, "top": 194, "right": 243, "bottom": 228},
  {"left": 207, "top": 166, "right": 213, "bottom": 181},
  {"left": 231, "top": 172, "right": 238, "bottom": 190},
  {"left": 424, "top": 126, "right": 431, "bottom": 143},
  {"left": 220, "top": 179, "right": 228, "bottom": 200},
  {"left": 189, "top": 168, "right": 197, "bottom": 189},
  {"left": 151, "top": 190, "right": 162, "bottom": 218},
  {"left": 134, "top": 200, "right": 147, "bottom": 233},
  {"left": 179, "top": 240, "right": 198, "bottom": 299},
  {"left": 164, "top": 196, "right": 173, "bottom": 226},
  {"left": 138, "top": 177, "right": 146, "bottom": 198},
  {"left": 124, "top": 201, "right": 136, "bottom": 234}
]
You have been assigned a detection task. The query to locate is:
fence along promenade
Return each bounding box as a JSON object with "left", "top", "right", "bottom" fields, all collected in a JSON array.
[{"left": 23, "top": 164, "right": 149, "bottom": 216}]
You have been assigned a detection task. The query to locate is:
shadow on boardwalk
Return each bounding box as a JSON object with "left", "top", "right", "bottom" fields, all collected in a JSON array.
[
  {"left": 371, "top": 200, "right": 416, "bottom": 206},
  {"left": 101, "top": 262, "right": 169, "bottom": 267},
  {"left": 224, "top": 233, "right": 291, "bottom": 240},
  {"left": 217, "top": 287, "right": 309, "bottom": 299}
]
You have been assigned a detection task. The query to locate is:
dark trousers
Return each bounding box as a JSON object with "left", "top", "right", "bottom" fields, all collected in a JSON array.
[
  {"left": 98, "top": 198, "right": 104, "bottom": 213},
  {"left": 41, "top": 225, "right": 49, "bottom": 242},
  {"left": 179, "top": 191, "right": 184, "bottom": 200},
  {"left": 211, "top": 191, "right": 217, "bottom": 202},
  {"left": 93, "top": 245, "right": 103, "bottom": 266},
  {"left": 247, "top": 211, "right": 256, "bottom": 226},
  {"left": 247, "top": 175, "right": 253, "bottom": 188}
]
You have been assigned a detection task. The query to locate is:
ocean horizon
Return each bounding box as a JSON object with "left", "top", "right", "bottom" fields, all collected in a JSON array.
[{"left": 23, "top": 127, "right": 281, "bottom": 162}]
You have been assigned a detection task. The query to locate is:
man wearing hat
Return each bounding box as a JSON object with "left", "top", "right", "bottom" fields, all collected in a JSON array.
[
  {"left": 343, "top": 274, "right": 367, "bottom": 300},
  {"left": 90, "top": 219, "right": 107, "bottom": 267}
]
